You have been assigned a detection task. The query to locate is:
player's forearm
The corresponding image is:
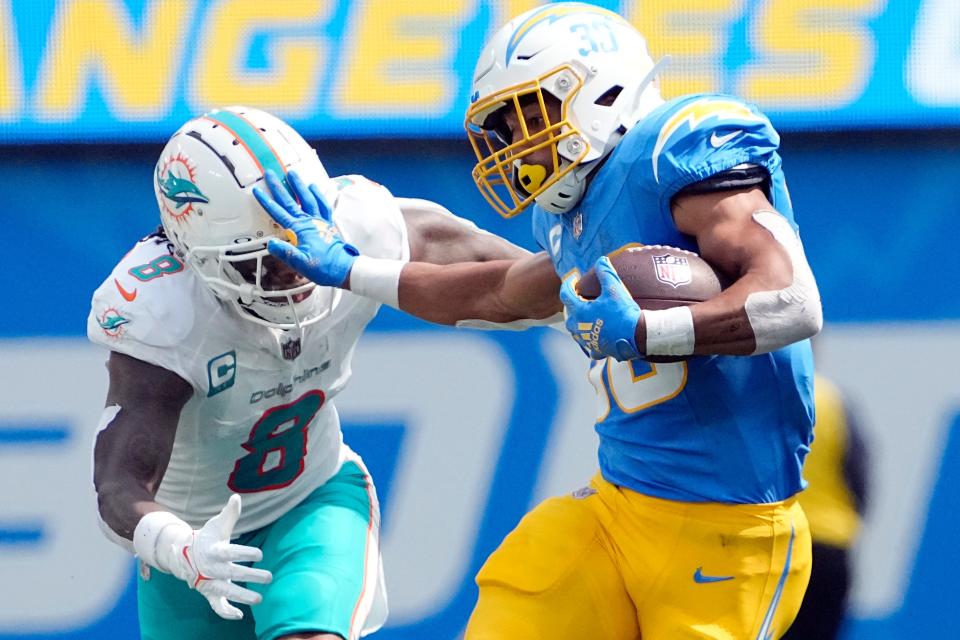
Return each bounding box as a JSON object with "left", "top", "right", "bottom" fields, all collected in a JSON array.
[
  {"left": 684, "top": 211, "right": 823, "bottom": 355},
  {"left": 347, "top": 252, "right": 561, "bottom": 325},
  {"left": 93, "top": 404, "right": 177, "bottom": 541},
  {"left": 685, "top": 280, "right": 773, "bottom": 355},
  {"left": 643, "top": 202, "right": 822, "bottom": 358},
  {"left": 96, "top": 480, "right": 169, "bottom": 541},
  {"left": 636, "top": 274, "right": 822, "bottom": 356},
  {"left": 397, "top": 261, "right": 530, "bottom": 325}
]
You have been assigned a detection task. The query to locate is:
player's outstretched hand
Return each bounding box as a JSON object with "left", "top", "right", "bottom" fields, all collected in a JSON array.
[
  {"left": 155, "top": 495, "right": 273, "bottom": 620},
  {"left": 559, "top": 256, "right": 642, "bottom": 361},
  {"left": 253, "top": 169, "right": 360, "bottom": 287}
]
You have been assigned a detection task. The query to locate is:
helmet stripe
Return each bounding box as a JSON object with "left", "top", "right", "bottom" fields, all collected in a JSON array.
[{"left": 202, "top": 110, "right": 293, "bottom": 197}]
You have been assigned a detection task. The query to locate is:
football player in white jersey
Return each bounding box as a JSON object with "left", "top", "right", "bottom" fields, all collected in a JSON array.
[{"left": 87, "top": 106, "right": 533, "bottom": 640}]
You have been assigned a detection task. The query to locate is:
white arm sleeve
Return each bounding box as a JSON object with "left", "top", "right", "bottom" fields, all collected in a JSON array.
[{"left": 744, "top": 210, "right": 823, "bottom": 354}]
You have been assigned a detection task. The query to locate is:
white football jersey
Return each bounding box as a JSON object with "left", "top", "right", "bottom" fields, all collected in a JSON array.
[{"left": 88, "top": 175, "right": 409, "bottom": 535}]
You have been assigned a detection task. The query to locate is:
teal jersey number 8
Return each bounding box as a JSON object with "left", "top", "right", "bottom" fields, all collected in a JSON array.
[{"left": 228, "top": 389, "right": 325, "bottom": 493}]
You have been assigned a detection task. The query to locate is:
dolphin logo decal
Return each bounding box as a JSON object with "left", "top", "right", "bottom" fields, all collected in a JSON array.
[
  {"left": 157, "top": 166, "right": 210, "bottom": 209},
  {"left": 98, "top": 313, "right": 130, "bottom": 332}
]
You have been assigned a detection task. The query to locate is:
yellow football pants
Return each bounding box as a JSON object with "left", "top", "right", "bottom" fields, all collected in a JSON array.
[{"left": 466, "top": 473, "right": 811, "bottom": 639}]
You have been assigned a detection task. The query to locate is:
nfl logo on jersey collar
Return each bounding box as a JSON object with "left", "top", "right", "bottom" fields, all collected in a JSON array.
[
  {"left": 282, "top": 337, "right": 302, "bottom": 360},
  {"left": 572, "top": 211, "right": 584, "bottom": 239}
]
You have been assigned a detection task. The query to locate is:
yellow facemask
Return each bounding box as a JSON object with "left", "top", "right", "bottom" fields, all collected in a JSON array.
[{"left": 465, "top": 66, "right": 588, "bottom": 218}]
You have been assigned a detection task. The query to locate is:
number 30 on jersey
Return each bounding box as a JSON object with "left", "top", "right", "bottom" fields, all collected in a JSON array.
[{"left": 589, "top": 358, "right": 687, "bottom": 420}]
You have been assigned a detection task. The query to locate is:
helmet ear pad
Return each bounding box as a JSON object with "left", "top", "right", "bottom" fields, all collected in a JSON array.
[{"left": 153, "top": 106, "right": 336, "bottom": 329}]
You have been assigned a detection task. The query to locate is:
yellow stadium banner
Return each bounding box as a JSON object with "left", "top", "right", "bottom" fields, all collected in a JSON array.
[{"left": 1, "top": 0, "right": 959, "bottom": 141}]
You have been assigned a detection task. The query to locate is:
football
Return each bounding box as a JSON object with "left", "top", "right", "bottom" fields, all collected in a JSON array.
[{"left": 577, "top": 245, "right": 724, "bottom": 308}]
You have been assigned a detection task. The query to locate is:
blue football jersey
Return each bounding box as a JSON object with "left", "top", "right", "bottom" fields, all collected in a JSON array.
[{"left": 532, "top": 94, "right": 815, "bottom": 504}]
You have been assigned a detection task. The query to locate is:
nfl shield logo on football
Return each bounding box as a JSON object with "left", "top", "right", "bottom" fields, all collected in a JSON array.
[{"left": 652, "top": 254, "right": 692, "bottom": 288}]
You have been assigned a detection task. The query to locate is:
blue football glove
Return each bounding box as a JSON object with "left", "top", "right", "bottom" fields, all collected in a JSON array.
[
  {"left": 253, "top": 169, "right": 359, "bottom": 288},
  {"left": 559, "top": 256, "right": 642, "bottom": 361}
]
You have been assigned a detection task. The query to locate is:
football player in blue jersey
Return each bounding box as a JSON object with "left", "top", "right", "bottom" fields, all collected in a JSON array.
[{"left": 256, "top": 3, "right": 822, "bottom": 638}]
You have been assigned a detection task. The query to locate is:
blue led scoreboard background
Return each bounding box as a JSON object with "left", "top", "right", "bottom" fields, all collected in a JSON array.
[{"left": 2, "top": 2, "right": 959, "bottom": 639}]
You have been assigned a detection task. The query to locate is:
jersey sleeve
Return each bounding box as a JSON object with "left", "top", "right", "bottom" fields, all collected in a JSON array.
[
  {"left": 647, "top": 95, "right": 781, "bottom": 198},
  {"left": 325, "top": 175, "right": 410, "bottom": 262},
  {"left": 87, "top": 240, "right": 202, "bottom": 387}
]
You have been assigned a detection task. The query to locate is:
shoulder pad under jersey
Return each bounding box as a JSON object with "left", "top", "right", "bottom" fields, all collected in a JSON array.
[
  {"left": 87, "top": 238, "right": 202, "bottom": 353},
  {"left": 327, "top": 175, "right": 410, "bottom": 262},
  {"left": 640, "top": 94, "right": 780, "bottom": 194}
]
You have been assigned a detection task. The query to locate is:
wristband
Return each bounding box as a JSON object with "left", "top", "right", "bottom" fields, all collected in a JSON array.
[
  {"left": 349, "top": 256, "right": 405, "bottom": 309},
  {"left": 133, "top": 510, "right": 190, "bottom": 570},
  {"left": 643, "top": 306, "right": 695, "bottom": 356}
]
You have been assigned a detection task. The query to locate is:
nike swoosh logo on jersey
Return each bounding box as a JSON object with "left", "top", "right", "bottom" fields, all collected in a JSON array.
[
  {"left": 693, "top": 567, "right": 735, "bottom": 583},
  {"left": 710, "top": 130, "right": 742, "bottom": 148},
  {"left": 114, "top": 278, "right": 138, "bottom": 301}
]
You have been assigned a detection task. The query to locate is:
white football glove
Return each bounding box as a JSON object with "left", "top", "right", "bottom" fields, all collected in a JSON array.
[{"left": 133, "top": 494, "right": 272, "bottom": 620}]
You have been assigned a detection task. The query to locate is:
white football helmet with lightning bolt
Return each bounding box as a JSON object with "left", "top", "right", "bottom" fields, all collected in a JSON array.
[{"left": 466, "top": 2, "right": 665, "bottom": 217}]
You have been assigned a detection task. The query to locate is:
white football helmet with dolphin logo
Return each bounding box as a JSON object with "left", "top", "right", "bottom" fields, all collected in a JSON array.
[
  {"left": 154, "top": 106, "right": 336, "bottom": 329},
  {"left": 466, "top": 2, "right": 666, "bottom": 217}
]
